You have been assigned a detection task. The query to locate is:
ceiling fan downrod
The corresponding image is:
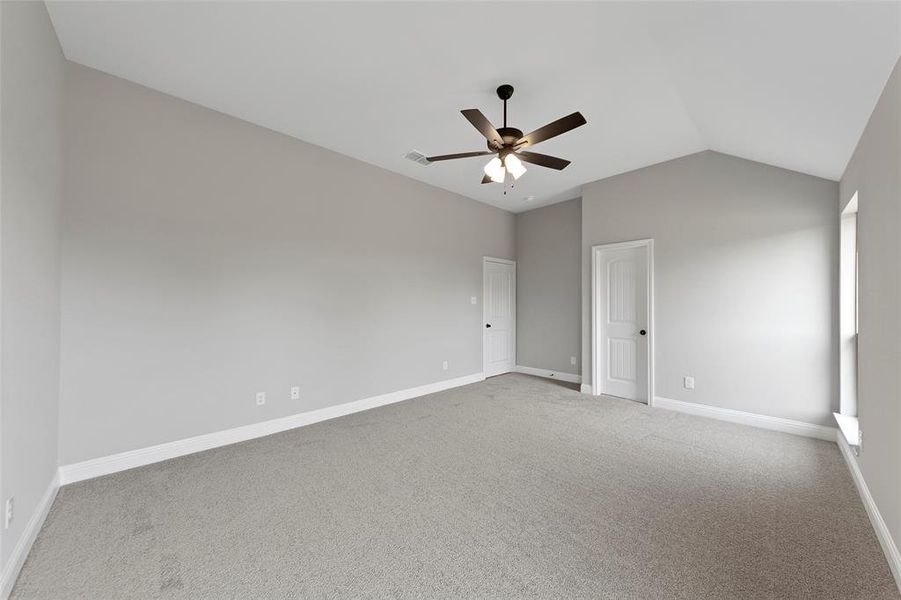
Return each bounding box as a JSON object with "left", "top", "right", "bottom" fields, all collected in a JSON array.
[{"left": 497, "top": 84, "right": 514, "bottom": 128}]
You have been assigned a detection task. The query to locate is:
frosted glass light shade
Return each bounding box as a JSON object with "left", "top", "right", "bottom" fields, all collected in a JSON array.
[
  {"left": 483, "top": 157, "right": 505, "bottom": 183},
  {"left": 504, "top": 154, "right": 526, "bottom": 180}
]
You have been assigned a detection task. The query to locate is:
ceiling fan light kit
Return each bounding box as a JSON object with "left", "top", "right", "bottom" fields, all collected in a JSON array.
[{"left": 426, "top": 84, "right": 587, "bottom": 191}]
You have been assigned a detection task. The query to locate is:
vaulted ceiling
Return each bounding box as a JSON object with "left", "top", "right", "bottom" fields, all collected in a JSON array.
[{"left": 47, "top": 1, "right": 901, "bottom": 212}]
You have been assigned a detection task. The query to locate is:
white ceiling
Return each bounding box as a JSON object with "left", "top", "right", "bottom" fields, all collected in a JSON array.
[{"left": 46, "top": 1, "right": 901, "bottom": 213}]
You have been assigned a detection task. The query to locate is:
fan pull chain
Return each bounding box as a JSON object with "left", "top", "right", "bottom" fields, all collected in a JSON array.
[{"left": 503, "top": 174, "right": 514, "bottom": 195}]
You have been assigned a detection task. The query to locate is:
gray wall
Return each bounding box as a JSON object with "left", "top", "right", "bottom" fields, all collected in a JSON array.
[
  {"left": 515, "top": 198, "right": 581, "bottom": 375},
  {"left": 840, "top": 58, "right": 901, "bottom": 557},
  {"left": 59, "top": 64, "right": 515, "bottom": 464},
  {"left": 581, "top": 151, "right": 838, "bottom": 426},
  {"left": 0, "top": 1, "right": 63, "bottom": 570}
]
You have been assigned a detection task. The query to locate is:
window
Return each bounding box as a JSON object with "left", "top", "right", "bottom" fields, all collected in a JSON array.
[{"left": 836, "top": 192, "right": 859, "bottom": 447}]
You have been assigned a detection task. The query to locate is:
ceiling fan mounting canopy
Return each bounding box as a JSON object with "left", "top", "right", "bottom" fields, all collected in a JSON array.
[
  {"left": 496, "top": 84, "right": 515, "bottom": 101},
  {"left": 425, "top": 82, "right": 587, "bottom": 187}
]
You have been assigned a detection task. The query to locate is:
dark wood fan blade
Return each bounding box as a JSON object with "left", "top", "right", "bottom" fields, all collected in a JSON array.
[
  {"left": 461, "top": 109, "right": 503, "bottom": 148},
  {"left": 516, "top": 112, "right": 586, "bottom": 149},
  {"left": 516, "top": 150, "right": 571, "bottom": 170},
  {"left": 481, "top": 174, "right": 493, "bottom": 184},
  {"left": 426, "top": 151, "right": 494, "bottom": 162}
]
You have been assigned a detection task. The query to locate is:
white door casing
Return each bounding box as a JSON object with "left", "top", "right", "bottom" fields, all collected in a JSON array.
[
  {"left": 592, "top": 240, "right": 654, "bottom": 403},
  {"left": 483, "top": 258, "right": 515, "bottom": 377}
]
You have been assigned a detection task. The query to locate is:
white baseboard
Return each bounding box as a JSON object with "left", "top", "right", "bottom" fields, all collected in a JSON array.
[
  {"left": 59, "top": 372, "right": 485, "bottom": 485},
  {"left": 514, "top": 365, "right": 581, "bottom": 384},
  {"left": 837, "top": 434, "right": 901, "bottom": 593},
  {"left": 580, "top": 384, "right": 592, "bottom": 395},
  {"left": 653, "top": 396, "right": 838, "bottom": 442},
  {"left": 0, "top": 472, "right": 59, "bottom": 600}
]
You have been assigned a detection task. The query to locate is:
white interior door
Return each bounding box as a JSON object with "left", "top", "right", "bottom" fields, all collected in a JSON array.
[
  {"left": 596, "top": 244, "right": 649, "bottom": 402},
  {"left": 483, "top": 258, "right": 515, "bottom": 377}
]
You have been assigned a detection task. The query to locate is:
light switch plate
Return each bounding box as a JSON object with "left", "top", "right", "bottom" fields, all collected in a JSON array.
[{"left": 683, "top": 376, "right": 695, "bottom": 390}]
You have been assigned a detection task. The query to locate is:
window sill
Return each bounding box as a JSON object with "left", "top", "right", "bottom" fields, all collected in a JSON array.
[{"left": 833, "top": 413, "right": 860, "bottom": 454}]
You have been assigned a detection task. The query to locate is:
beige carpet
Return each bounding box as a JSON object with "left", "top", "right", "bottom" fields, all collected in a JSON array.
[{"left": 11, "top": 373, "right": 899, "bottom": 599}]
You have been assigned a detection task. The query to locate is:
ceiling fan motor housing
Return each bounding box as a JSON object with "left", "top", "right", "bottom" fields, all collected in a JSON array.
[{"left": 491, "top": 127, "right": 524, "bottom": 151}]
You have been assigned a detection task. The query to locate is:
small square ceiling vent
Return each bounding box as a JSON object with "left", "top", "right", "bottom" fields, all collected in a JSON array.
[{"left": 404, "top": 150, "right": 431, "bottom": 166}]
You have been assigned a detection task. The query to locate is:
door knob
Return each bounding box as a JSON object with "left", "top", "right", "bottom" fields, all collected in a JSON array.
[
  {"left": 485, "top": 324, "right": 492, "bottom": 328},
  {"left": 639, "top": 329, "right": 646, "bottom": 336}
]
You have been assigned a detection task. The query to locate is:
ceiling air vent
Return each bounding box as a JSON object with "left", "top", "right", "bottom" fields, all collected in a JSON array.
[{"left": 404, "top": 150, "right": 431, "bottom": 166}]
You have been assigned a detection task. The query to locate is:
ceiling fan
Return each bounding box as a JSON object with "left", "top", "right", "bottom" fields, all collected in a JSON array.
[{"left": 426, "top": 84, "right": 586, "bottom": 188}]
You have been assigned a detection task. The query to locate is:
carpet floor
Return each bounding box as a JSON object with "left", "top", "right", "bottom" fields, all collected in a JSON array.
[{"left": 11, "top": 373, "right": 899, "bottom": 599}]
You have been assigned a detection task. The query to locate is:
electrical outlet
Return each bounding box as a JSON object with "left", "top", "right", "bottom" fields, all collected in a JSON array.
[
  {"left": 470, "top": 296, "right": 477, "bottom": 305},
  {"left": 683, "top": 376, "right": 695, "bottom": 390},
  {"left": 4, "top": 497, "right": 13, "bottom": 529},
  {"left": 255, "top": 392, "right": 266, "bottom": 406},
  {"left": 570, "top": 356, "right": 577, "bottom": 366},
  {"left": 442, "top": 360, "right": 448, "bottom": 371},
  {"left": 290, "top": 386, "right": 300, "bottom": 400},
  {"left": 857, "top": 430, "right": 863, "bottom": 455}
]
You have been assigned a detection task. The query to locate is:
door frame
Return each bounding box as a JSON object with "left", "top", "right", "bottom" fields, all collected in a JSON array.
[
  {"left": 591, "top": 239, "right": 655, "bottom": 404},
  {"left": 482, "top": 257, "right": 516, "bottom": 377}
]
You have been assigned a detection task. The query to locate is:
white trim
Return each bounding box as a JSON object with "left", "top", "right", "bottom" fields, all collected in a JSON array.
[
  {"left": 59, "top": 373, "right": 484, "bottom": 485},
  {"left": 591, "top": 239, "right": 655, "bottom": 404},
  {"left": 653, "top": 395, "right": 837, "bottom": 441},
  {"left": 482, "top": 256, "right": 516, "bottom": 266},
  {"left": 833, "top": 412, "right": 860, "bottom": 449},
  {"left": 580, "top": 384, "right": 592, "bottom": 395},
  {"left": 837, "top": 433, "right": 901, "bottom": 592},
  {"left": 0, "top": 473, "right": 59, "bottom": 600},
  {"left": 514, "top": 365, "right": 581, "bottom": 384},
  {"left": 482, "top": 257, "right": 516, "bottom": 377}
]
